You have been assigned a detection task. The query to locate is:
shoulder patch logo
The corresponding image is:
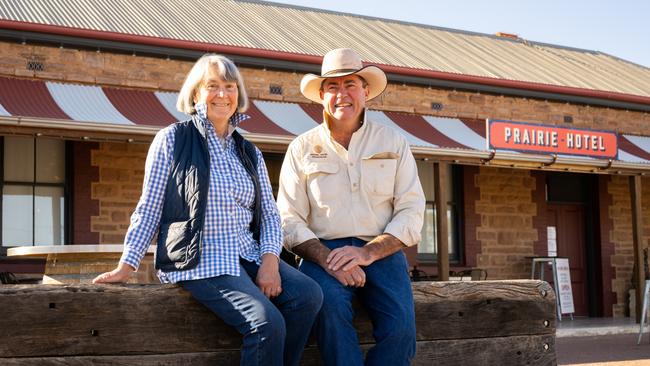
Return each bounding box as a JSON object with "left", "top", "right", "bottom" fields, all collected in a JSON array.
[{"left": 309, "top": 145, "right": 328, "bottom": 159}]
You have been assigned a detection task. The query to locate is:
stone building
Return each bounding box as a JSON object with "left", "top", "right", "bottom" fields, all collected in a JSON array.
[{"left": 1, "top": 0, "right": 650, "bottom": 318}]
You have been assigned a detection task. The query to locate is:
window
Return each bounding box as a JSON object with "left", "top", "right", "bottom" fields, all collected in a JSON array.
[
  {"left": 1, "top": 136, "right": 67, "bottom": 246},
  {"left": 417, "top": 162, "right": 463, "bottom": 263}
]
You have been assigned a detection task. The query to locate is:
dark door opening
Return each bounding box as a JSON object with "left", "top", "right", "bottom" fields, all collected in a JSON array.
[{"left": 546, "top": 173, "right": 602, "bottom": 317}]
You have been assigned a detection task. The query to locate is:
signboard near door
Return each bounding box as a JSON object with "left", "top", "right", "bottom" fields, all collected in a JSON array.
[
  {"left": 547, "top": 226, "right": 575, "bottom": 315},
  {"left": 556, "top": 258, "right": 575, "bottom": 315}
]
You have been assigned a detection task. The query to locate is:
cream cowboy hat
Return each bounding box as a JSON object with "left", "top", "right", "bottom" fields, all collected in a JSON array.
[{"left": 300, "top": 48, "right": 387, "bottom": 103}]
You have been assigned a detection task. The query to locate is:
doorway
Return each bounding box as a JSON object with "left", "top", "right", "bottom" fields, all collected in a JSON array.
[{"left": 545, "top": 173, "right": 601, "bottom": 317}]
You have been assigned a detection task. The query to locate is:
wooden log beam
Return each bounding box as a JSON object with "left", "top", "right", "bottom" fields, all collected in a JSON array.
[
  {"left": 1, "top": 335, "right": 556, "bottom": 366},
  {"left": 413, "top": 280, "right": 555, "bottom": 340},
  {"left": 0, "top": 280, "right": 556, "bottom": 365}
]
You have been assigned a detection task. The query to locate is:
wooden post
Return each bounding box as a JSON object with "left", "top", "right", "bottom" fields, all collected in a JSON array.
[
  {"left": 630, "top": 175, "right": 644, "bottom": 323},
  {"left": 434, "top": 162, "right": 450, "bottom": 281}
]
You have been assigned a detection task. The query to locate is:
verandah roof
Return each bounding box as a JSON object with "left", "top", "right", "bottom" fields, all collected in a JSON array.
[{"left": 1, "top": 76, "right": 650, "bottom": 173}]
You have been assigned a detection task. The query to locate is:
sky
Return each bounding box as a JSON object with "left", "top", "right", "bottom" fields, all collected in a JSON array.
[{"left": 268, "top": 0, "right": 650, "bottom": 68}]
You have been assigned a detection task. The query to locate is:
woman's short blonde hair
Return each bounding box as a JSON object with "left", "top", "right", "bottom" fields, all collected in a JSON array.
[{"left": 176, "top": 54, "right": 249, "bottom": 115}]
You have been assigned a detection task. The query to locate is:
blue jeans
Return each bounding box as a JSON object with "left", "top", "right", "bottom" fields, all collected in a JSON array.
[
  {"left": 180, "top": 259, "right": 323, "bottom": 366},
  {"left": 300, "top": 237, "right": 416, "bottom": 366}
]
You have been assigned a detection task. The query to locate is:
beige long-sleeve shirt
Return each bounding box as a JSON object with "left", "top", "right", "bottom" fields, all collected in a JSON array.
[{"left": 277, "top": 113, "right": 425, "bottom": 250}]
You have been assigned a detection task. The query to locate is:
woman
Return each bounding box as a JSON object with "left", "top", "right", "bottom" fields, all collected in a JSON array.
[{"left": 94, "top": 54, "right": 323, "bottom": 366}]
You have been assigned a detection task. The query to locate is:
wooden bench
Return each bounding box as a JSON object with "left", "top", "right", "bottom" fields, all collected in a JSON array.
[{"left": 0, "top": 280, "right": 556, "bottom": 365}]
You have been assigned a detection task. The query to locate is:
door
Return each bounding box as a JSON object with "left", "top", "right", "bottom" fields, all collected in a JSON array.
[{"left": 547, "top": 204, "right": 588, "bottom": 316}]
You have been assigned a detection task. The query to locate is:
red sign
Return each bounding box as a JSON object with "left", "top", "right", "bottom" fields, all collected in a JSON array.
[{"left": 487, "top": 120, "right": 618, "bottom": 159}]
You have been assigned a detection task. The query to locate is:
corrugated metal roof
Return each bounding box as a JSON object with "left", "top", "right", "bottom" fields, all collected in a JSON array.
[{"left": 1, "top": 0, "right": 650, "bottom": 98}]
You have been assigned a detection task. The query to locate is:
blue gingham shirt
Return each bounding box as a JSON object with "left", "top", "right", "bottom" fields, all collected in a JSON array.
[{"left": 119, "top": 103, "right": 283, "bottom": 283}]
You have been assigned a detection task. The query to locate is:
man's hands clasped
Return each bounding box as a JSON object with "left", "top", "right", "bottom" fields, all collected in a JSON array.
[{"left": 326, "top": 245, "right": 373, "bottom": 288}]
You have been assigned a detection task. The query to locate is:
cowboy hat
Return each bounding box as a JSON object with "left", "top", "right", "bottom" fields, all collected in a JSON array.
[{"left": 300, "top": 48, "right": 387, "bottom": 103}]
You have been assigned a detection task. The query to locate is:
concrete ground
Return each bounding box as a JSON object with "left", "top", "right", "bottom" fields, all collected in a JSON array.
[
  {"left": 557, "top": 334, "right": 650, "bottom": 365},
  {"left": 556, "top": 317, "right": 650, "bottom": 366}
]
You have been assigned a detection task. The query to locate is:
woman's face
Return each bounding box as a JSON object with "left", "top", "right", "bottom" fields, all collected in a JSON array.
[{"left": 194, "top": 66, "right": 238, "bottom": 125}]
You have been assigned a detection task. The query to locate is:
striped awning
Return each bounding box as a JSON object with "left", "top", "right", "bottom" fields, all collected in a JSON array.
[{"left": 1, "top": 76, "right": 650, "bottom": 171}]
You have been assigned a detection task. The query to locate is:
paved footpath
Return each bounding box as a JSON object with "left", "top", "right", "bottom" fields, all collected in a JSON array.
[{"left": 557, "top": 333, "right": 650, "bottom": 365}]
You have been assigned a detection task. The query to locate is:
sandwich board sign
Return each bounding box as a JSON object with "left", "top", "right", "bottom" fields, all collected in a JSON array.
[{"left": 555, "top": 258, "right": 575, "bottom": 315}]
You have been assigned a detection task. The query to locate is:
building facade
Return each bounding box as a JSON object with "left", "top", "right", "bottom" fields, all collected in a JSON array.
[{"left": 1, "top": 0, "right": 650, "bottom": 318}]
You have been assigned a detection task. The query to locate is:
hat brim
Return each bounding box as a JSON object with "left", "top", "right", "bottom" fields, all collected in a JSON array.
[{"left": 300, "top": 65, "right": 387, "bottom": 103}]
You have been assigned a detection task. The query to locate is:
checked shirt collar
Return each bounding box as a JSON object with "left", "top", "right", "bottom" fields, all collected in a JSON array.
[{"left": 194, "top": 102, "right": 250, "bottom": 138}]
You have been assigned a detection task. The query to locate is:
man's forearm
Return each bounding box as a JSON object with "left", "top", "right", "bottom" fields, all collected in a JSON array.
[
  {"left": 365, "top": 234, "right": 406, "bottom": 262},
  {"left": 292, "top": 238, "right": 331, "bottom": 268}
]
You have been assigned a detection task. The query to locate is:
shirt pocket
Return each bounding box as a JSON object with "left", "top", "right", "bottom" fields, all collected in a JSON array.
[
  {"left": 304, "top": 162, "right": 340, "bottom": 205},
  {"left": 361, "top": 158, "right": 397, "bottom": 197}
]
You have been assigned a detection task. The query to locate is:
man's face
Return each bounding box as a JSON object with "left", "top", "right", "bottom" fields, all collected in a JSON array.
[{"left": 319, "top": 75, "right": 369, "bottom": 124}]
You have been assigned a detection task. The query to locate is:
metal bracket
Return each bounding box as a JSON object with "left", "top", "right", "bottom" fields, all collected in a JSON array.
[
  {"left": 481, "top": 150, "right": 496, "bottom": 165},
  {"left": 540, "top": 154, "right": 558, "bottom": 168}
]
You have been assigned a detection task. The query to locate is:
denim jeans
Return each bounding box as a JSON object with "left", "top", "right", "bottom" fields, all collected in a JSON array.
[
  {"left": 180, "top": 258, "right": 323, "bottom": 366},
  {"left": 300, "top": 237, "right": 416, "bottom": 366}
]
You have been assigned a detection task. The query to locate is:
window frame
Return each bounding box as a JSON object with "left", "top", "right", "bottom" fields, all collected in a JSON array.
[
  {"left": 417, "top": 164, "right": 464, "bottom": 264},
  {"left": 1, "top": 136, "right": 69, "bottom": 248}
]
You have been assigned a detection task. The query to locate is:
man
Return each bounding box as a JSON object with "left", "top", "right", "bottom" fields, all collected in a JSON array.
[{"left": 277, "top": 48, "right": 425, "bottom": 366}]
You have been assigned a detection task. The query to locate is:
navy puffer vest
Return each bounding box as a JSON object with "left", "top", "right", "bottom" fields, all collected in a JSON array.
[{"left": 154, "top": 115, "right": 261, "bottom": 272}]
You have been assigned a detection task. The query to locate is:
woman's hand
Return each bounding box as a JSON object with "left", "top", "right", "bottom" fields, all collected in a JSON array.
[
  {"left": 92, "top": 263, "right": 135, "bottom": 284},
  {"left": 256, "top": 253, "right": 282, "bottom": 298}
]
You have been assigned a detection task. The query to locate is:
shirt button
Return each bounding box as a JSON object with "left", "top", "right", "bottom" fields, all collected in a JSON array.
[
  {"left": 349, "top": 162, "right": 354, "bottom": 166},
  {"left": 353, "top": 183, "right": 358, "bottom": 187}
]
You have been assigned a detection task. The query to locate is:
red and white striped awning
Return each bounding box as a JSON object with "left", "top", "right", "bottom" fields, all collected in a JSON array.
[{"left": 1, "top": 76, "right": 650, "bottom": 171}]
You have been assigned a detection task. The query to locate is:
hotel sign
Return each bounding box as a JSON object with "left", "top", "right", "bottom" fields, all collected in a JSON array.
[{"left": 487, "top": 119, "right": 618, "bottom": 159}]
